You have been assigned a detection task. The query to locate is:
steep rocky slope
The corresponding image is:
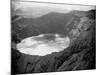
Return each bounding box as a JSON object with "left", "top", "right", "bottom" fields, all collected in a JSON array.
[{"left": 11, "top": 10, "right": 96, "bottom": 74}]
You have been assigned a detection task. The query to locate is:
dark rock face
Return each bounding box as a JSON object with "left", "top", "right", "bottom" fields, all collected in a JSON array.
[{"left": 11, "top": 10, "right": 96, "bottom": 74}]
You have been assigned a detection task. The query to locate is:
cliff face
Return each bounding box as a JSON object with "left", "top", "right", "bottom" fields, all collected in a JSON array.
[{"left": 11, "top": 10, "right": 96, "bottom": 74}]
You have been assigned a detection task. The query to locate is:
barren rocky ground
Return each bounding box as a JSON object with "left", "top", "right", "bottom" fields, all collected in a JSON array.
[{"left": 11, "top": 9, "right": 96, "bottom": 74}]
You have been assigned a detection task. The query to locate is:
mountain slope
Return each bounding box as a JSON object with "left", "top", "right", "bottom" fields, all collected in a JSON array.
[{"left": 11, "top": 10, "right": 96, "bottom": 74}]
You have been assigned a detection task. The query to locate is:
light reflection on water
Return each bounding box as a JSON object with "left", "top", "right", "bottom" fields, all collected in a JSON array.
[{"left": 16, "top": 33, "right": 70, "bottom": 56}]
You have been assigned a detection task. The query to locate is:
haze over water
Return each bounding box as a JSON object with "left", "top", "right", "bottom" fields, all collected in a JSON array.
[{"left": 17, "top": 34, "right": 70, "bottom": 56}]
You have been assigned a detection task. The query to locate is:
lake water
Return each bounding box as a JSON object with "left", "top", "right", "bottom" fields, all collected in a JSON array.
[{"left": 16, "top": 33, "right": 70, "bottom": 56}]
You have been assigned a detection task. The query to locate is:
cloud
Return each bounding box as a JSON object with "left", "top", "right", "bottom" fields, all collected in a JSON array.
[{"left": 12, "top": 1, "right": 95, "bottom": 18}]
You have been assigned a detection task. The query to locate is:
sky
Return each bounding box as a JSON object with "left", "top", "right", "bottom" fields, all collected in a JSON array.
[
  {"left": 12, "top": 1, "right": 95, "bottom": 11},
  {"left": 12, "top": 0, "right": 95, "bottom": 18}
]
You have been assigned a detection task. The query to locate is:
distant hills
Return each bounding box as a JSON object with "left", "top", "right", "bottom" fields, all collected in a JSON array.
[
  {"left": 12, "top": 11, "right": 80, "bottom": 39},
  {"left": 11, "top": 9, "right": 95, "bottom": 42}
]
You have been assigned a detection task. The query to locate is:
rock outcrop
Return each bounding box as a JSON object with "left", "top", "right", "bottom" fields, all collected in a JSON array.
[{"left": 11, "top": 10, "right": 96, "bottom": 74}]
